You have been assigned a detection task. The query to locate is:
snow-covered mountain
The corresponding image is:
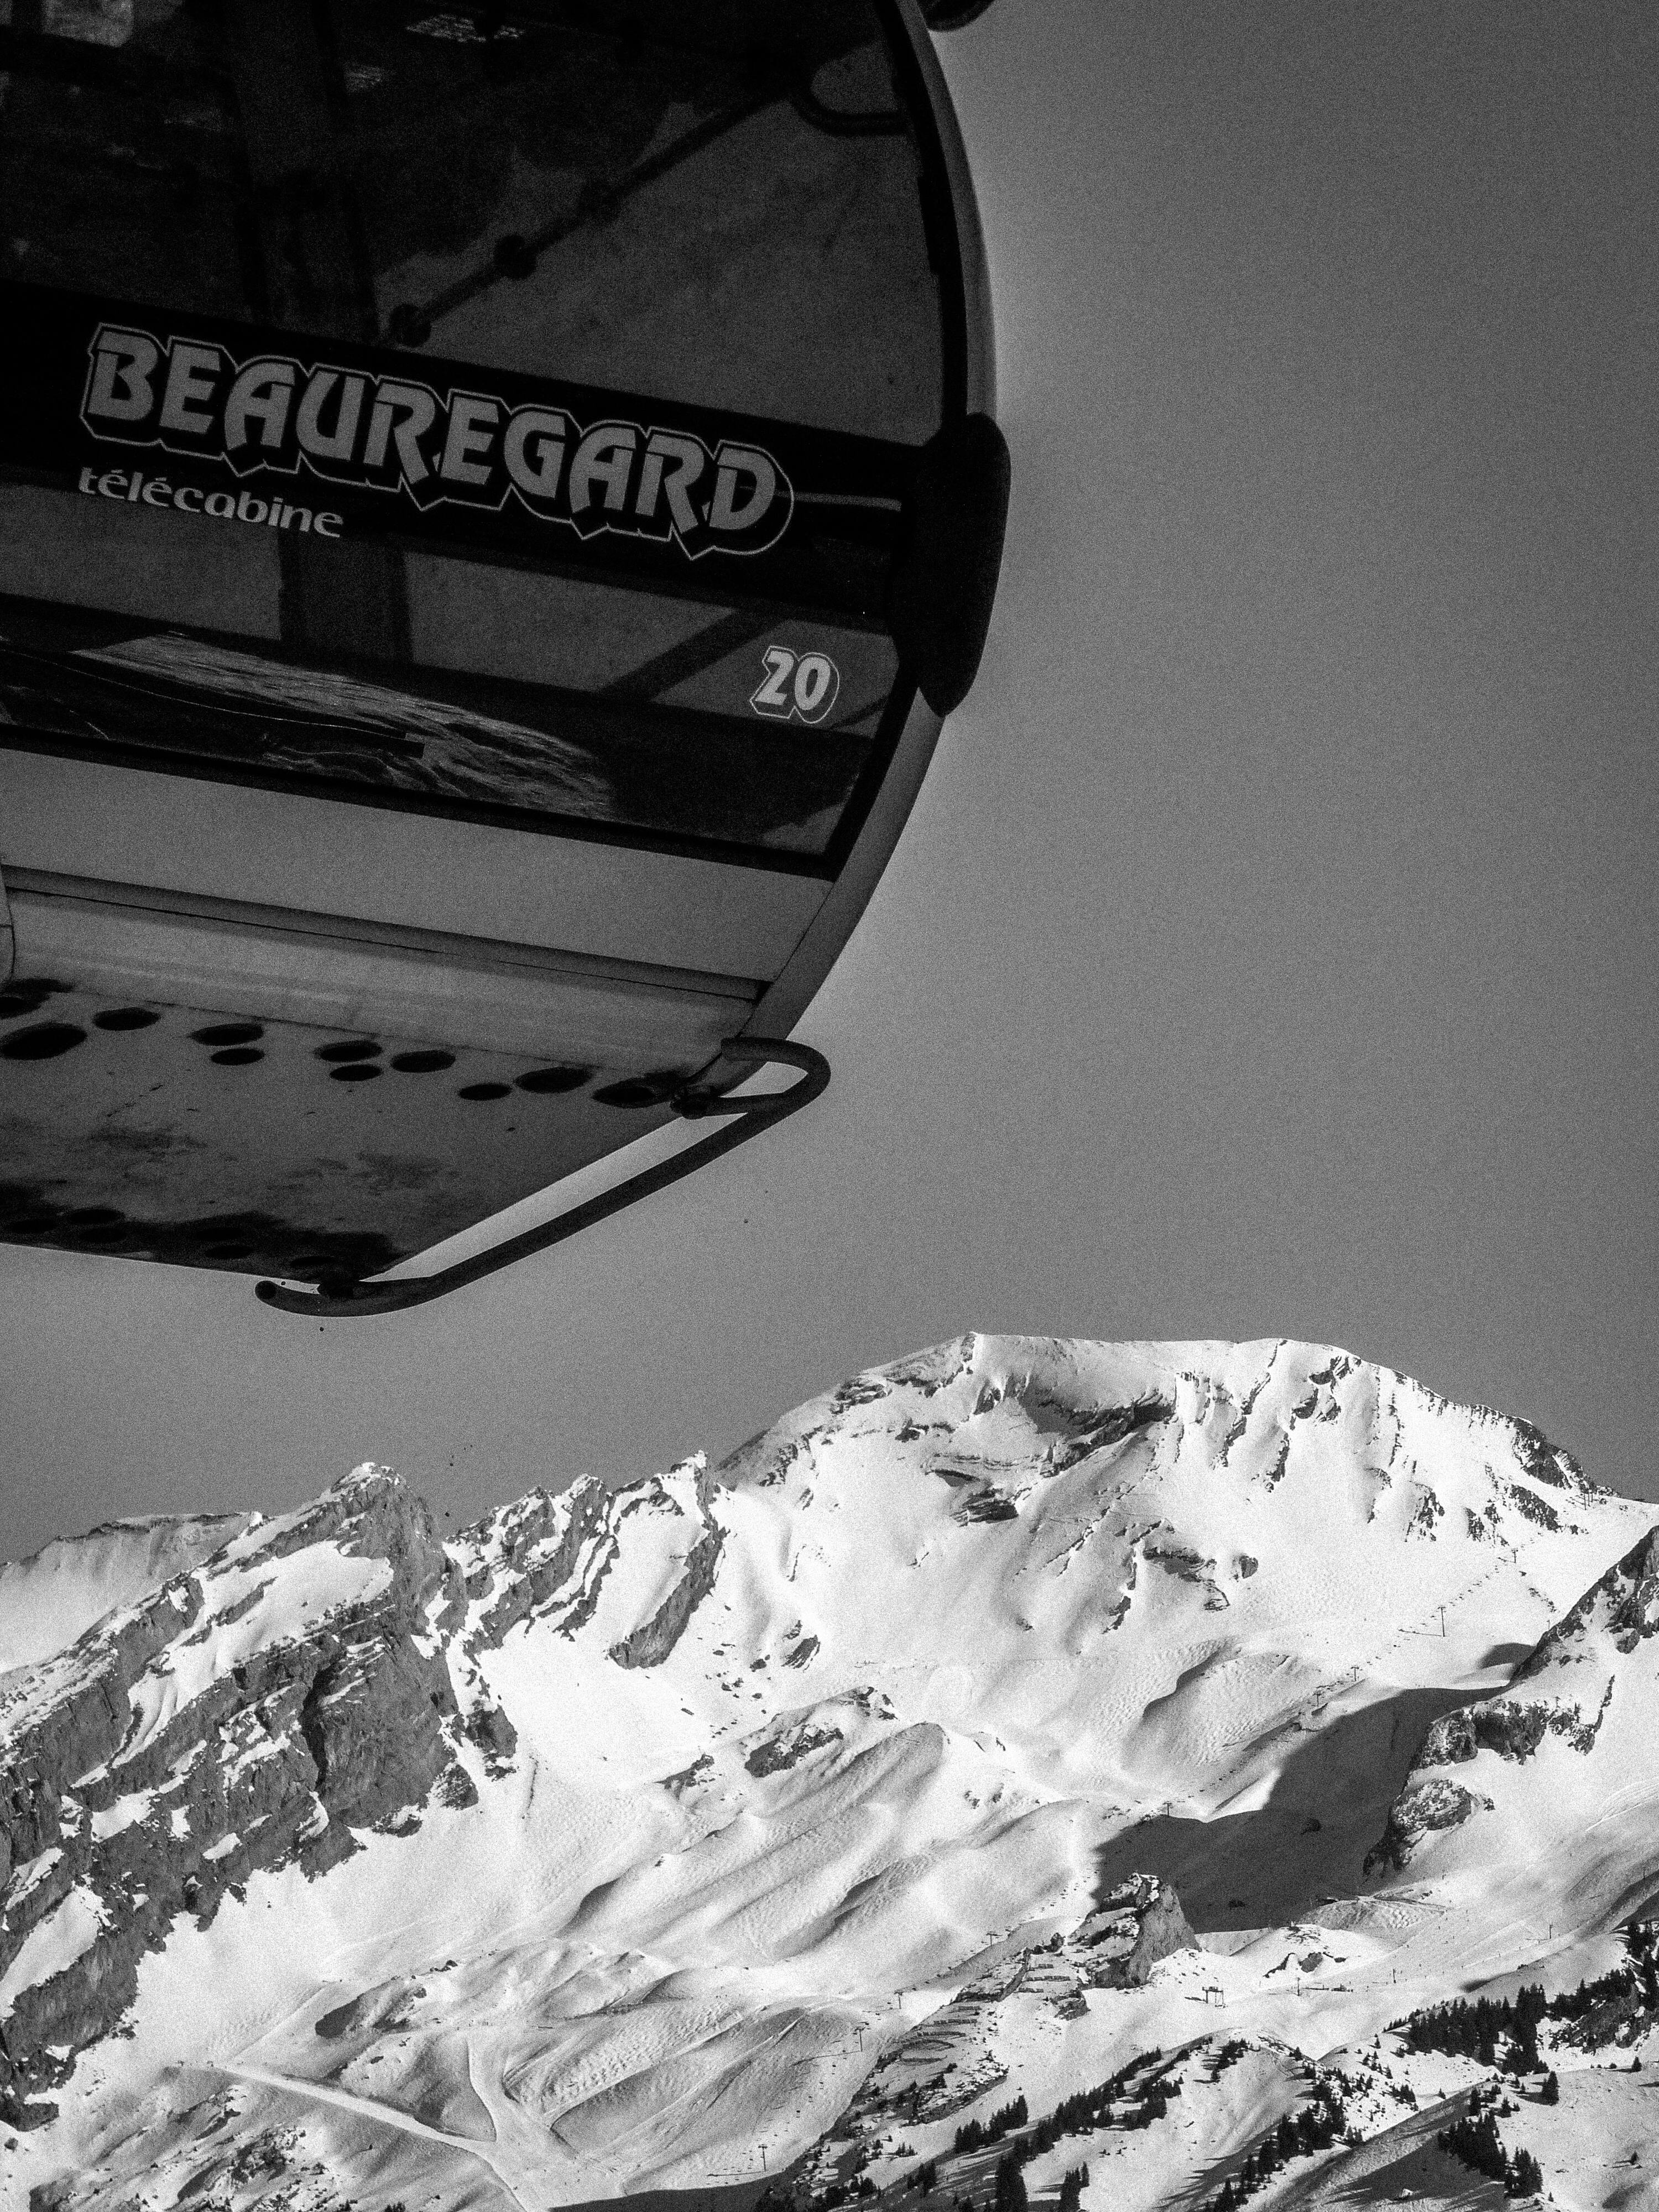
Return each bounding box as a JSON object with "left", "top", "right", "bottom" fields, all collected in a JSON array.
[{"left": 3, "top": 1335, "right": 1656, "bottom": 2212}]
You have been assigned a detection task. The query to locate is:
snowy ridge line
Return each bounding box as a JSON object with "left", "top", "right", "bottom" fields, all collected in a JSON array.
[{"left": 0, "top": 1337, "right": 1656, "bottom": 2212}]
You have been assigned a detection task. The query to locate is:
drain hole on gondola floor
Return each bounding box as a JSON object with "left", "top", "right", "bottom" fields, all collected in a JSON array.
[
  {"left": 93, "top": 1007, "right": 162, "bottom": 1031},
  {"left": 593, "top": 1073, "right": 681, "bottom": 1108},
  {"left": 191, "top": 1021, "right": 264, "bottom": 1047},
  {"left": 515, "top": 1065, "right": 592, "bottom": 1093},
  {"left": 0, "top": 980, "right": 71, "bottom": 1021},
  {"left": 315, "top": 1039, "right": 382, "bottom": 1063},
  {"left": 2, "top": 1022, "right": 87, "bottom": 1060},
  {"left": 65, "top": 1210, "right": 127, "bottom": 1241}
]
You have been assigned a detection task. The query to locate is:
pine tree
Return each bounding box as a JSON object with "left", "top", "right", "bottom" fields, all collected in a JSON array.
[
  {"left": 1056, "top": 2167, "right": 1090, "bottom": 2212},
  {"left": 994, "top": 2154, "right": 1027, "bottom": 2212},
  {"left": 1507, "top": 2147, "right": 1543, "bottom": 2198},
  {"left": 1440, "top": 2110, "right": 1507, "bottom": 2183},
  {"left": 1541, "top": 2071, "right": 1559, "bottom": 2105}
]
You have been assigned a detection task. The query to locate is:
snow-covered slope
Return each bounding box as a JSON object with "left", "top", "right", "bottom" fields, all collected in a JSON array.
[
  {"left": 2, "top": 1335, "right": 1655, "bottom": 2212},
  {"left": 0, "top": 1512, "right": 252, "bottom": 1674},
  {"left": 1369, "top": 1524, "right": 1659, "bottom": 1925}
]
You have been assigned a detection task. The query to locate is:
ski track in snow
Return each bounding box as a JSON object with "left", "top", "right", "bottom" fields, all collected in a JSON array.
[{"left": 221, "top": 2057, "right": 518, "bottom": 2187}]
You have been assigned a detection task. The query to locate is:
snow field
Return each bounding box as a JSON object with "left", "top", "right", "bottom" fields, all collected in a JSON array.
[{"left": 6, "top": 1335, "right": 1658, "bottom": 2212}]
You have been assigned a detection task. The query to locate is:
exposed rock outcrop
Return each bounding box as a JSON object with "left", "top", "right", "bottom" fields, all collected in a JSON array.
[
  {"left": 1368, "top": 1522, "right": 1659, "bottom": 1875},
  {"left": 1048, "top": 1392, "right": 1173, "bottom": 1473},
  {"left": 0, "top": 1468, "right": 469, "bottom": 2123},
  {"left": 460, "top": 1480, "right": 623, "bottom": 1652},
  {"left": 1515, "top": 1526, "right": 1659, "bottom": 1667},
  {"left": 745, "top": 1721, "right": 844, "bottom": 1777},
  {"left": 1365, "top": 1776, "right": 1493, "bottom": 1873},
  {"left": 608, "top": 1473, "right": 726, "bottom": 1669},
  {"left": 1076, "top": 1873, "right": 1199, "bottom": 1986},
  {"left": 1417, "top": 1700, "right": 1552, "bottom": 1768}
]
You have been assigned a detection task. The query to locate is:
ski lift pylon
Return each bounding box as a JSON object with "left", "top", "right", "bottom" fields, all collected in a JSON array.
[{"left": 0, "top": 0, "right": 1008, "bottom": 1313}]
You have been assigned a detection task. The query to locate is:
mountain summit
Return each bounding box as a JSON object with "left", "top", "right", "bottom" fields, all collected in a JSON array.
[{"left": 2, "top": 1336, "right": 1654, "bottom": 2211}]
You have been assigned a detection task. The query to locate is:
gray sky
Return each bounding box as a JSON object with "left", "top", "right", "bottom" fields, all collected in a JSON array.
[{"left": 2, "top": 0, "right": 1654, "bottom": 1562}]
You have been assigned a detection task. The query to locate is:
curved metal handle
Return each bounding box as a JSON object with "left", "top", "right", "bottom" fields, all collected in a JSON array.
[
  {"left": 254, "top": 1037, "right": 828, "bottom": 1319},
  {"left": 670, "top": 1036, "right": 828, "bottom": 1121}
]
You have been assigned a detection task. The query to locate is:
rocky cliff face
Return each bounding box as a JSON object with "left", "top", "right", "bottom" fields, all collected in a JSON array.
[
  {"left": 1369, "top": 1523, "right": 1659, "bottom": 1878},
  {"left": 0, "top": 1467, "right": 469, "bottom": 2126},
  {"left": 785, "top": 1872, "right": 1201, "bottom": 2200},
  {"left": 1076, "top": 1874, "right": 1199, "bottom": 1987},
  {"left": 0, "top": 1453, "right": 747, "bottom": 2140}
]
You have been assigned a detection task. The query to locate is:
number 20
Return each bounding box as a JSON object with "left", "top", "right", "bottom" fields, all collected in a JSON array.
[{"left": 750, "top": 644, "right": 841, "bottom": 725}]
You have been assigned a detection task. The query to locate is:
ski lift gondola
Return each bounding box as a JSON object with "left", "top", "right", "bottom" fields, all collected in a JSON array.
[{"left": 0, "top": 0, "right": 1008, "bottom": 1314}]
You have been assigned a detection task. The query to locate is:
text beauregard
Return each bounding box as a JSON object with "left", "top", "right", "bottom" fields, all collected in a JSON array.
[{"left": 80, "top": 322, "right": 794, "bottom": 559}]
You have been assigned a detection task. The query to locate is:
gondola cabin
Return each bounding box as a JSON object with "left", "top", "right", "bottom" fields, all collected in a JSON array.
[{"left": 0, "top": 0, "right": 1007, "bottom": 1312}]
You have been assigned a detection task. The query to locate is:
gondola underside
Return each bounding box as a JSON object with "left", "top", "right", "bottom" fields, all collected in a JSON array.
[{"left": 0, "top": 885, "right": 756, "bottom": 1281}]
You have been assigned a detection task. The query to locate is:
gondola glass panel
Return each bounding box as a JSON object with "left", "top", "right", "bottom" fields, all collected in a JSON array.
[{"left": 0, "top": 0, "right": 939, "bottom": 864}]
